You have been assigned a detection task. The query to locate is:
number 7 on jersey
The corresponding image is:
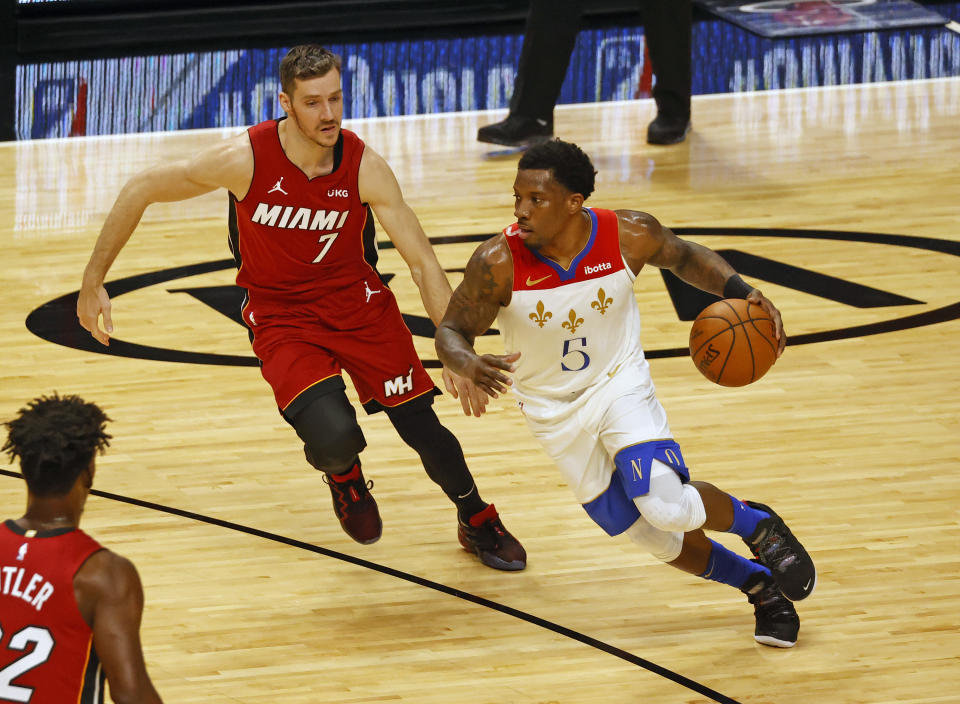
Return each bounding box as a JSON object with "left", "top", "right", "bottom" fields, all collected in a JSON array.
[{"left": 313, "top": 232, "right": 339, "bottom": 263}]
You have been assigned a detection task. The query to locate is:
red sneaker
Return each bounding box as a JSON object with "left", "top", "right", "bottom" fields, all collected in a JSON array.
[
  {"left": 323, "top": 463, "right": 382, "bottom": 544},
  {"left": 457, "top": 504, "right": 526, "bottom": 571}
]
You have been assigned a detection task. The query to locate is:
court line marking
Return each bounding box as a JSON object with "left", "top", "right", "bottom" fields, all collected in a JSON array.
[{"left": 0, "top": 467, "right": 741, "bottom": 704}]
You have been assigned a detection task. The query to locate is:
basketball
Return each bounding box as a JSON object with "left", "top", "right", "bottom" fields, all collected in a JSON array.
[{"left": 689, "top": 298, "right": 779, "bottom": 387}]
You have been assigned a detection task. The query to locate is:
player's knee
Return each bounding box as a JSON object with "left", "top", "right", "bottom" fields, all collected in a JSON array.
[
  {"left": 624, "top": 518, "right": 683, "bottom": 562},
  {"left": 633, "top": 483, "right": 706, "bottom": 534},
  {"left": 292, "top": 395, "right": 367, "bottom": 472},
  {"left": 302, "top": 425, "right": 365, "bottom": 473}
]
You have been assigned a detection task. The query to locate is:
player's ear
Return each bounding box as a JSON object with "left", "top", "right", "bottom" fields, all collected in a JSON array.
[
  {"left": 82, "top": 458, "right": 95, "bottom": 490},
  {"left": 278, "top": 91, "right": 292, "bottom": 113},
  {"left": 567, "top": 192, "right": 584, "bottom": 213}
]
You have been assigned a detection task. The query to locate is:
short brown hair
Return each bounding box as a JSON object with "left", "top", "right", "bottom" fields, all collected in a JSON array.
[{"left": 280, "top": 45, "right": 342, "bottom": 96}]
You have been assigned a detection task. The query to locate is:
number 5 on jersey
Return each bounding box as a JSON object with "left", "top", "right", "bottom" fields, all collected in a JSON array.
[
  {"left": 562, "top": 337, "right": 590, "bottom": 372},
  {"left": 313, "top": 232, "right": 339, "bottom": 263}
]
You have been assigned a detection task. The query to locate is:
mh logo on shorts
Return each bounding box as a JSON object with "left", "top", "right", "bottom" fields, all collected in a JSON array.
[{"left": 384, "top": 366, "right": 415, "bottom": 397}]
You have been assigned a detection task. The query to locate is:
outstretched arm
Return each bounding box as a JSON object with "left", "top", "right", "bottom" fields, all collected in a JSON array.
[
  {"left": 618, "top": 210, "right": 785, "bottom": 356},
  {"left": 358, "top": 147, "right": 453, "bottom": 325},
  {"left": 435, "top": 236, "right": 519, "bottom": 404},
  {"left": 358, "top": 146, "right": 493, "bottom": 415},
  {"left": 78, "top": 135, "right": 252, "bottom": 345},
  {"left": 74, "top": 551, "right": 163, "bottom": 704}
]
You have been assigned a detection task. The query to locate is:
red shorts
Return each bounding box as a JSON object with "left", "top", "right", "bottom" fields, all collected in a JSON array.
[{"left": 243, "top": 274, "right": 438, "bottom": 419}]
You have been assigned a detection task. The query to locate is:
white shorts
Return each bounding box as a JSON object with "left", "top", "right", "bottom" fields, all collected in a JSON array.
[{"left": 522, "top": 358, "right": 674, "bottom": 505}]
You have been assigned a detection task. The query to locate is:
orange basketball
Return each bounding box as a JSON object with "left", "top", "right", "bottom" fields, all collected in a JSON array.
[{"left": 689, "top": 299, "right": 779, "bottom": 387}]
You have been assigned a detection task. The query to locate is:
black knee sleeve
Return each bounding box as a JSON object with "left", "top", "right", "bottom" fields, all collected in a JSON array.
[{"left": 291, "top": 391, "right": 367, "bottom": 473}]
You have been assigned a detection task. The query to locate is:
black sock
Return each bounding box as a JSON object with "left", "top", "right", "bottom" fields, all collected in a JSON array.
[{"left": 453, "top": 484, "right": 488, "bottom": 523}]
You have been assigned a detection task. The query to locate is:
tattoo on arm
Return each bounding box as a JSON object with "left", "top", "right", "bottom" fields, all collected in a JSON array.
[
  {"left": 450, "top": 249, "right": 504, "bottom": 341},
  {"left": 436, "top": 239, "right": 510, "bottom": 371},
  {"left": 670, "top": 240, "right": 736, "bottom": 296}
]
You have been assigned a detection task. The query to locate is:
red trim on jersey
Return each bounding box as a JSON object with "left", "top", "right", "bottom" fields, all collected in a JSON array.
[{"left": 504, "top": 208, "right": 624, "bottom": 291}]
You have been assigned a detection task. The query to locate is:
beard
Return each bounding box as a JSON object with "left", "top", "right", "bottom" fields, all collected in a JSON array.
[{"left": 289, "top": 107, "right": 340, "bottom": 147}]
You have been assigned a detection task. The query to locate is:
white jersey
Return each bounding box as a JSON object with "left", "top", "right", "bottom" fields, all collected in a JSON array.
[{"left": 496, "top": 207, "right": 654, "bottom": 421}]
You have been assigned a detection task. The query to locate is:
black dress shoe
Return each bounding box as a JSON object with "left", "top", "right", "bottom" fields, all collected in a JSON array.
[
  {"left": 477, "top": 115, "right": 553, "bottom": 147},
  {"left": 646, "top": 114, "right": 691, "bottom": 145}
]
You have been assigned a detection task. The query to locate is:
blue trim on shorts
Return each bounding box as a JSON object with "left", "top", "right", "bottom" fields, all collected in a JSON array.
[
  {"left": 613, "top": 440, "right": 689, "bottom": 500},
  {"left": 582, "top": 473, "right": 640, "bottom": 536}
]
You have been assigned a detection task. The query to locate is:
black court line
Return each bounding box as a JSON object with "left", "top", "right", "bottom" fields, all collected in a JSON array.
[{"left": 0, "top": 467, "right": 740, "bottom": 704}]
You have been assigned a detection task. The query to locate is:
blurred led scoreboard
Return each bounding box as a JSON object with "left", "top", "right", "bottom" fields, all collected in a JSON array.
[{"left": 14, "top": 2, "right": 960, "bottom": 139}]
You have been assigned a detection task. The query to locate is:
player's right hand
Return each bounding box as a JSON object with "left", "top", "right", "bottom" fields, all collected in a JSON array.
[
  {"left": 77, "top": 285, "right": 114, "bottom": 346},
  {"left": 465, "top": 351, "right": 520, "bottom": 399}
]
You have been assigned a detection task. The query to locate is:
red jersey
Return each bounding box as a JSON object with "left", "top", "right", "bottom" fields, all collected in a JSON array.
[
  {"left": 0, "top": 520, "right": 104, "bottom": 704},
  {"left": 230, "top": 120, "right": 378, "bottom": 306}
]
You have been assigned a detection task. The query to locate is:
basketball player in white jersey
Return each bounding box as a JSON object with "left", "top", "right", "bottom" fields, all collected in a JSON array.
[{"left": 436, "top": 139, "right": 816, "bottom": 647}]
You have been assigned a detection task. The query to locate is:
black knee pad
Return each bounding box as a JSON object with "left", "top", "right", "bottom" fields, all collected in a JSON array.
[{"left": 292, "top": 391, "right": 367, "bottom": 473}]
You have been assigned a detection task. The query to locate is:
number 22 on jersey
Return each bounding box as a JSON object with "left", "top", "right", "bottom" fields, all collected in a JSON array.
[{"left": 0, "top": 623, "right": 55, "bottom": 703}]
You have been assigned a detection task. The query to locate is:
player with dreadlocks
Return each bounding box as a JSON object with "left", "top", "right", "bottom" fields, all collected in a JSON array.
[{"left": 1, "top": 393, "right": 164, "bottom": 703}]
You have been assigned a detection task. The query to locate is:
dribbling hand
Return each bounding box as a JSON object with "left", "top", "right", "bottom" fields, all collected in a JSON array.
[{"left": 745, "top": 289, "right": 785, "bottom": 357}]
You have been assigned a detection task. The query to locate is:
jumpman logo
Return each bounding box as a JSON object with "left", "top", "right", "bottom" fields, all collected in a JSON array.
[
  {"left": 268, "top": 177, "right": 288, "bottom": 196},
  {"left": 16, "top": 543, "right": 27, "bottom": 561},
  {"left": 364, "top": 281, "right": 382, "bottom": 303}
]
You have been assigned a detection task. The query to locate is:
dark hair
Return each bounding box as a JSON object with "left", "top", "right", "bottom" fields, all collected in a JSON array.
[
  {"left": 3, "top": 394, "right": 112, "bottom": 497},
  {"left": 517, "top": 139, "right": 597, "bottom": 200},
  {"left": 279, "top": 45, "right": 342, "bottom": 96}
]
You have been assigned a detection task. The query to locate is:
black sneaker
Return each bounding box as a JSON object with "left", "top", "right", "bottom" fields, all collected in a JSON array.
[
  {"left": 477, "top": 115, "right": 553, "bottom": 148},
  {"left": 744, "top": 501, "right": 816, "bottom": 601},
  {"left": 646, "top": 114, "right": 691, "bottom": 145},
  {"left": 457, "top": 504, "right": 526, "bottom": 571},
  {"left": 743, "top": 571, "right": 800, "bottom": 648},
  {"left": 323, "top": 463, "right": 382, "bottom": 544}
]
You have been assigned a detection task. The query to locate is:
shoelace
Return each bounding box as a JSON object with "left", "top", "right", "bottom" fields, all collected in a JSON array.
[
  {"left": 758, "top": 531, "right": 797, "bottom": 571},
  {"left": 323, "top": 476, "right": 374, "bottom": 513},
  {"left": 752, "top": 587, "right": 796, "bottom": 619},
  {"left": 463, "top": 518, "right": 504, "bottom": 549}
]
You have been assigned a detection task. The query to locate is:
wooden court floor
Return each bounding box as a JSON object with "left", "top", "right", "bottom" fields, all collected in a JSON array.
[{"left": 1, "top": 78, "right": 959, "bottom": 704}]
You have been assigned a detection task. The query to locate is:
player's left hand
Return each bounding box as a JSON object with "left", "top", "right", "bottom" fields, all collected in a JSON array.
[
  {"left": 746, "top": 289, "right": 786, "bottom": 357},
  {"left": 442, "top": 367, "right": 490, "bottom": 417}
]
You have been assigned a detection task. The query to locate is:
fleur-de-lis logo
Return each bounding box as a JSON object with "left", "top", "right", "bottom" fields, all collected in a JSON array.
[
  {"left": 529, "top": 300, "right": 553, "bottom": 328},
  {"left": 591, "top": 288, "right": 613, "bottom": 315},
  {"left": 562, "top": 309, "right": 584, "bottom": 334}
]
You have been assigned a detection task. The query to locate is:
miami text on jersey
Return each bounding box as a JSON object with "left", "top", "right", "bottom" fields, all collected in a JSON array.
[{"left": 251, "top": 203, "right": 350, "bottom": 230}]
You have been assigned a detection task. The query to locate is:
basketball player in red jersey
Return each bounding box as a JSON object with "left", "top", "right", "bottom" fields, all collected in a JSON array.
[
  {"left": 1, "top": 393, "right": 163, "bottom": 703},
  {"left": 76, "top": 45, "right": 525, "bottom": 570},
  {"left": 436, "top": 139, "right": 817, "bottom": 646}
]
